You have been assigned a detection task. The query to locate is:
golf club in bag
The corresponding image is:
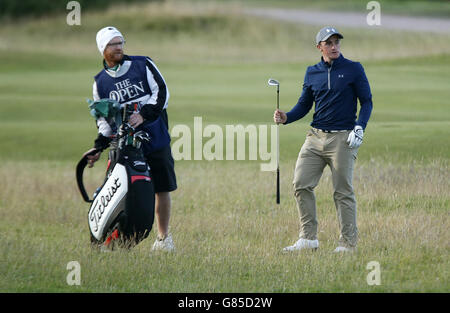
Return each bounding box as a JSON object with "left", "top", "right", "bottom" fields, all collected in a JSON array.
[
  {"left": 76, "top": 100, "right": 155, "bottom": 249},
  {"left": 268, "top": 78, "right": 280, "bottom": 205}
]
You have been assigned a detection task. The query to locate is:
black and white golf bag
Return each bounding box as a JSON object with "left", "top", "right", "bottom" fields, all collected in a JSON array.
[{"left": 76, "top": 102, "right": 155, "bottom": 248}]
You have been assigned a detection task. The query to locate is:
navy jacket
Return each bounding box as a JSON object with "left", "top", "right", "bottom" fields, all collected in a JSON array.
[{"left": 285, "top": 54, "right": 372, "bottom": 130}]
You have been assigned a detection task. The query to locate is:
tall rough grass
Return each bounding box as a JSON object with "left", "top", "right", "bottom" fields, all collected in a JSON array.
[{"left": 0, "top": 160, "right": 448, "bottom": 292}]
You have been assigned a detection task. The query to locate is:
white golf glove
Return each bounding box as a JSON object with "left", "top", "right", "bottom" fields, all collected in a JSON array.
[{"left": 347, "top": 125, "right": 364, "bottom": 148}]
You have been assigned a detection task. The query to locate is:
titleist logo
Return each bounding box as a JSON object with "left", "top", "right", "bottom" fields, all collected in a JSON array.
[
  {"left": 133, "top": 161, "right": 146, "bottom": 167},
  {"left": 89, "top": 178, "right": 121, "bottom": 232}
]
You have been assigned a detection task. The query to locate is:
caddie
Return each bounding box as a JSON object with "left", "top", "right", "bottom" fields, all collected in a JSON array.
[
  {"left": 274, "top": 26, "right": 373, "bottom": 252},
  {"left": 85, "top": 26, "right": 177, "bottom": 252}
]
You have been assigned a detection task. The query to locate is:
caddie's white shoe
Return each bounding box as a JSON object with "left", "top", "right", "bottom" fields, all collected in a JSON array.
[
  {"left": 283, "top": 238, "right": 319, "bottom": 252},
  {"left": 151, "top": 233, "right": 175, "bottom": 252},
  {"left": 333, "top": 246, "right": 356, "bottom": 253}
]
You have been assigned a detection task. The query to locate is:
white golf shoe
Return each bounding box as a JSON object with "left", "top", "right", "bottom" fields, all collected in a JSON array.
[
  {"left": 333, "top": 246, "right": 356, "bottom": 253},
  {"left": 283, "top": 238, "right": 319, "bottom": 252},
  {"left": 151, "top": 233, "right": 175, "bottom": 252}
]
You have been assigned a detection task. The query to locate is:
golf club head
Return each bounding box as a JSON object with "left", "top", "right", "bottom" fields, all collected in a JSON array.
[
  {"left": 268, "top": 78, "right": 279, "bottom": 86},
  {"left": 134, "top": 130, "right": 150, "bottom": 142}
]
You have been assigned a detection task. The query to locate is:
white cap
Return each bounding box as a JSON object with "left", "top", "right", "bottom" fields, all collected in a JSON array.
[{"left": 96, "top": 26, "right": 124, "bottom": 55}]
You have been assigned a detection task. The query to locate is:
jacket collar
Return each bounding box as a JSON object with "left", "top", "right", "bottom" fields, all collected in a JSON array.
[{"left": 320, "top": 53, "right": 344, "bottom": 68}]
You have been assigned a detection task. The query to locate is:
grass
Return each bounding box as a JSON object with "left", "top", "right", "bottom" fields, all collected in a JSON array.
[
  {"left": 0, "top": 0, "right": 449, "bottom": 292},
  {"left": 0, "top": 161, "right": 448, "bottom": 292}
]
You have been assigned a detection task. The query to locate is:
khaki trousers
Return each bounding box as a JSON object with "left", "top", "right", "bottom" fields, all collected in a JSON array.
[{"left": 293, "top": 128, "right": 359, "bottom": 248}]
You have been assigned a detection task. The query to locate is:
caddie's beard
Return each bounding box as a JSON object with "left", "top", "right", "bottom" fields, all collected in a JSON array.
[{"left": 106, "top": 51, "right": 123, "bottom": 64}]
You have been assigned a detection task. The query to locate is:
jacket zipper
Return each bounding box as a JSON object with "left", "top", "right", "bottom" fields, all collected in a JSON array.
[{"left": 328, "top": 63, "right": 332, "bottom": 89}]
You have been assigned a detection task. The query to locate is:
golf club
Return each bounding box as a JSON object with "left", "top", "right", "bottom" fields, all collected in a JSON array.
[{"left": 267, "top": 78, "right": 280, "bottom": 204}]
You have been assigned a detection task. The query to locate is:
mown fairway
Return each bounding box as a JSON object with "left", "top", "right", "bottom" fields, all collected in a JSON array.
[{"left": 0, "top": 1, "right": 449, "bottom": 292}]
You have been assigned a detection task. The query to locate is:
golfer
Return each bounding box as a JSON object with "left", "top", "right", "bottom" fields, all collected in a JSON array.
[
  {"left": 274, "top": 26, "right": 373, "bottom": 252},
  {"left": 86, "top": 26, "right": 177, "bottom": 252}
]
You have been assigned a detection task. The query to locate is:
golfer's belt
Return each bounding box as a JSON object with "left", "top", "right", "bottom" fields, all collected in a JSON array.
[{"left": 313, "top": 128, "right": 348, "bottom": 133}]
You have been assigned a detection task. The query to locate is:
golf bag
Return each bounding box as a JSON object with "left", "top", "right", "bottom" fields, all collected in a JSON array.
[{"left": 76, "top": 101, "right": 155, "bottom": 248}]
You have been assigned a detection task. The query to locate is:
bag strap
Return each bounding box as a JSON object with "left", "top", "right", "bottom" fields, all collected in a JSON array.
[{"left": 76, "top": 149, "right": 100, "bottom": 203}]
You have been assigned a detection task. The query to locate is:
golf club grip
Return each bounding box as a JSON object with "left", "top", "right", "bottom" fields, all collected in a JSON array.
[
  {"left": 277, "top": 87, "right": 279, "bottom": 109},
  {"left": 276, "top": 168, "right": 280, "bottom": 204}
]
